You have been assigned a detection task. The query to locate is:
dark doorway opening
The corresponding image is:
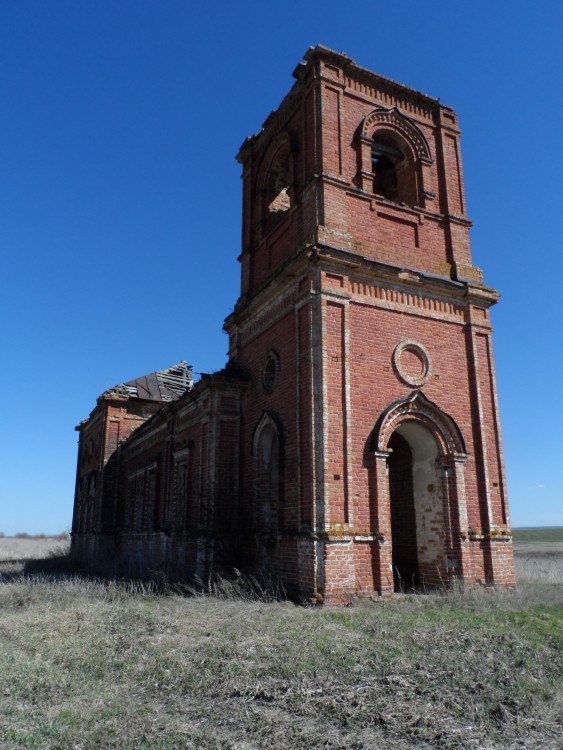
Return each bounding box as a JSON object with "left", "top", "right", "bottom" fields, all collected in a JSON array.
[{"left": 388, "top": 432, "right": 419, "bottom": 590}]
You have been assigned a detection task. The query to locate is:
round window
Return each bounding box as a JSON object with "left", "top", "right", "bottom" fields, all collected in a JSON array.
[
  {"left": 261, "top": 351, "right": 280, "bottom": 394},
  {"left": 393, "top": 340, "right": 432, "bottom": 387}
]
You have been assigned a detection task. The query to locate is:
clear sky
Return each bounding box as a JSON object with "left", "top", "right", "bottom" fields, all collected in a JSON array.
[{"left": 1, "top": 0, "right": 561, "bottom": 535}]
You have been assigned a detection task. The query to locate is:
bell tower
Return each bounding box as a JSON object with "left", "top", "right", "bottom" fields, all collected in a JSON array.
[{"left": 225, "top": 46, "right": 515, "bottom": 599}]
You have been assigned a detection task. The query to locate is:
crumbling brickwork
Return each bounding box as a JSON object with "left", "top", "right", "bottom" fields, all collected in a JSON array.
[{"left": 72, "top": 46, "right": 515, "bottom": 599}]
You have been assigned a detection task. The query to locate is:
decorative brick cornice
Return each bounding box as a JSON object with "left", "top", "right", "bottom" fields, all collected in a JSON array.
[
  {"left": 464, "top": 284, "right": 500, "bottom": 307},
  {"left": 301, "top": 46, "right": 440, "bottom": 115}
]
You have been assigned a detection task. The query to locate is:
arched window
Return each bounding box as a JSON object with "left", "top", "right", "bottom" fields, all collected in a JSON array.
[
  {"left": 170, "top": 444, "right": 193, "bottom": 532},
  {"left": 252, "top": 413, "right": 282, "bottom": 549},
  {"left": 267, "top": 152, "right": 291, "bottom": 215},
  {"left": 261, "top": 349, "right": 280, "bottom": 394},
  {"left": 255, "top": 133, "right": 295, "bottom": 238}
]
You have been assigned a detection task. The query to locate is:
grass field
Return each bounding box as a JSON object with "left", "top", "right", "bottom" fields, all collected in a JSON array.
[
  {"left": 513, "top": 527, "right": 563, "bottom": 543},
  {"left": 513, "top": 528, "right": 563, "bottom": 585},
  {"left": 0, "top": 534, "right": 561, "bottom": 749},
  {"left": 0, "top": 536, "right": 68, "bottom": 561}
]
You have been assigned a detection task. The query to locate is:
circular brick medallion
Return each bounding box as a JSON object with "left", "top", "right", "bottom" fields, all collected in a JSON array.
[{"left": 393, "top": 340, "right": 432, "bottom": 387}]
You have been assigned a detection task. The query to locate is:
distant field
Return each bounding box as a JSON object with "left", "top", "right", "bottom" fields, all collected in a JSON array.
[
  {"left": 0, "top": 536, "right": 69, "bottom": 561},
  {"left": 512, "top": 526, "right": 563, "bottom": 543},
  {"left": 512, "top": 528, "right": 563, "bottom": 585},
  {"left": 512, "top": 528, "right": 563, "bottom": 584}
]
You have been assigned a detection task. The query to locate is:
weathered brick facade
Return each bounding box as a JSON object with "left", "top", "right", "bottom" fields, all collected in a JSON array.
[{"left": 72, "top": 46, "right": 515, "bottom": 599}]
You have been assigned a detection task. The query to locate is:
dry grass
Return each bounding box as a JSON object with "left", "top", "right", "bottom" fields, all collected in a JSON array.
[
  {"left": 512, "top": 530, "right": 563, "bottom": 584},
  {"left": 0, "top": 538, "right": 561, "bottom": 749},
  {"left": 514, "top": 543, "right": 563, "bottom": 584}
]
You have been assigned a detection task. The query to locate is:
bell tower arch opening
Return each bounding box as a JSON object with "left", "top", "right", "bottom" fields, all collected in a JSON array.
[{"left": 371, "top": 131, "right": 417, "bottom": 205}]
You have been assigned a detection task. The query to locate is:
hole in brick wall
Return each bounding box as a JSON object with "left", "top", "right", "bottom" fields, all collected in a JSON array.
[{"left": 267, "top": 153, "right": 291, "bottom": 215}]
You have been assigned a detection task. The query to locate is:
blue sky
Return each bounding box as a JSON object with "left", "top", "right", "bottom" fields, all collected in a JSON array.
[{"left": 1, "top": 0, "right": 561, "bottom": 534}]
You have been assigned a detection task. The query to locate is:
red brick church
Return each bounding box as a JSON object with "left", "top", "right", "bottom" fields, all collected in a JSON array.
[{"left": 72, "top": 46, "right": 515, "bottom": 599}]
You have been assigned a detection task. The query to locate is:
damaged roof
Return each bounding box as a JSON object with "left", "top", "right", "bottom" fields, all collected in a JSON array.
[{"left": 102, "top": 361, "right": 193, "bottom": 403}]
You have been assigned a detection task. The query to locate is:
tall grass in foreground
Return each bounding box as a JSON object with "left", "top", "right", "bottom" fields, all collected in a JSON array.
[{"left": 0, "top": 542, "right": 561, "bottom": 749}]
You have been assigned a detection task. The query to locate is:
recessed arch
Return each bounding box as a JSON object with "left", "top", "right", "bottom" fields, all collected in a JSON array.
[
  {"left": 251, "top": 411, "right": 284, "bottom": 457},
  {"left": 252, "top": 412, "right": 284, "bottom": 568}
]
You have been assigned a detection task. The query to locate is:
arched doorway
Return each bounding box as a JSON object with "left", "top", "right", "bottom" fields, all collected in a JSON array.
[
  {"left": 371, "top": 391, "right": 468, "bottom": 594},
  {"left": 388, "top": 421, "right": 442, "bottom": 591},
  {"left": 388, "top": 432, "right": 417, "bottom": 588}
]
